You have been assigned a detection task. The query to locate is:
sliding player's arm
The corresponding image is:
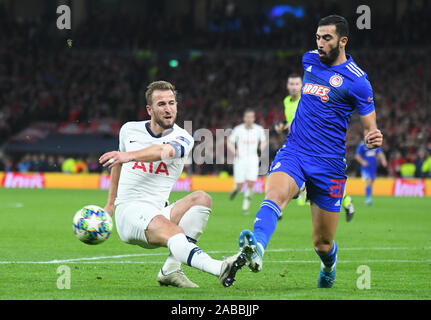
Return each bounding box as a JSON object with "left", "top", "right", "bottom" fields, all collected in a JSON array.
[
  {"left": 104, "top": 163, "right": 121, "bottom": 216},
  {"left": 100, "top": 142, "right": 188, "bottom": 169}
]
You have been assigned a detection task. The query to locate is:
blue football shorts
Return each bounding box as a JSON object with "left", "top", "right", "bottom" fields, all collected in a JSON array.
[
  {"left": 268, "top": 148, "right": 347, "bottom": 213},
  {"left": 361, "top": 168, "right": 377, "bottom": 181}
]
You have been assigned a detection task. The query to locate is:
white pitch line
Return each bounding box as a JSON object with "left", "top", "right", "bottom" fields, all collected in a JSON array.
[
  {"left": 1, "top": 259, "right": 430, "bottom": 264},
  {"left": 0, "top": 246, "right": 430, "bottom": 264}
]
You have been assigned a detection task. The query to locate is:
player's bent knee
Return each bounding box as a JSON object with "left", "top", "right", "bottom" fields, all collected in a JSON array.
[
  {"left": 190, "top": 190, "right": 212, "bottom": 208},
  {"left": 265, "top": 189, "right": 289, "bottom": 210},
  {"left": 146, "top": 215, "right": 184, "bottom": 247}
]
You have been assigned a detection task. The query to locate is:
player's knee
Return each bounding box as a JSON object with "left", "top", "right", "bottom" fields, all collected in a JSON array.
[
  {"left": 313, "top": 240, "right": 332, "bottom": 255},
  {"left": 265, "top": 190, "right": 288, "bottom": 209},
  {"left": 190, "top": 190, "right": 212, "bottom": 208}
]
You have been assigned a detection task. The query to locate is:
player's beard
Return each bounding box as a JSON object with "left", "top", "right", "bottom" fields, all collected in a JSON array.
[
  {"left": 154, "top": 113, "right": 176, "bottom": 130},
  {"left": 318, "top": 43, "right": 340, "bottom": 65}
]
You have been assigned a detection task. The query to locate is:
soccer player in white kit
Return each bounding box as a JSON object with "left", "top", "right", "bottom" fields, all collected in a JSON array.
[
  {"left": 227, "top": 109, "right": 267, "bottom": 215},
  {"left": 99, "top": 81, "right": 245, "bottom": 288}
]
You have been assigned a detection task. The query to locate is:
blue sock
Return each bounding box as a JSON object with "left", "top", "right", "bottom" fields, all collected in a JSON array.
[
  {"left": 253, "top": 200, "right": 281, "bottom": 250},
  {"left": 316, "top": 240, "right": 337, "bottom": 268},
  {"left": 366, "top": 185, "right": 372, "bottom": 199}
]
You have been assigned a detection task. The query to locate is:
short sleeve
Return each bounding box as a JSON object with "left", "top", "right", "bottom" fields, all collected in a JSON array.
[
  {"left": 350, "top": 77, "right": 375, "bottom": 116},
  {"left": 168, "top": 134, "right": 194, "bottom": 158},
  {"left": 118, "top": 123, "right": 128, "bottom": 152},
  {"left": 259, "top": 126, "right": 266, "bottom": 142},
  {"left": 228, "top": 128, "right": 238, "bottom": 144}
]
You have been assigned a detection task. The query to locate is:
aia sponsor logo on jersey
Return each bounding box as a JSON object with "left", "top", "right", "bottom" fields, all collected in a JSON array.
[
  {"left": 302, "top": 83, "right": 330, "bottom": 102},
  {"left": 132, "top": 161, "right": 169, "bottom": 176}
]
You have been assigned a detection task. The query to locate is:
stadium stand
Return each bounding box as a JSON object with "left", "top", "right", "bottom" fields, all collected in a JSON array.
[{"left": 0, "top": 1, "right": 430, "bottom": 177}]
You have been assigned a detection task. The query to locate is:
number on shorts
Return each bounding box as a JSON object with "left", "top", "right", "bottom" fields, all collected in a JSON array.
[{"left": 329, "top": 179, "right": 346, "bottom": 198}]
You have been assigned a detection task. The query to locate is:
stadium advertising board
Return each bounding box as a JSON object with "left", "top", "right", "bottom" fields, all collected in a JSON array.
[{"left": 1, "top": 172, "right": 430, "bottom": 197}]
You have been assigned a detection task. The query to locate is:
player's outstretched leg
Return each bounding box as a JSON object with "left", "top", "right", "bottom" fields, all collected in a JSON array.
[
  {"left": 239, "top": 199, "right": 281, "bottom": 271},
  {"left": 167, "top": 232, "right": 246, "bottom": 287},
  {"left": 311, "top": 204, "right": 339, "bottom": 288},
  {"left": 239, "top": 172, "right": 298, "bottom": 272},
  {"left": 157, "top": 267, "right": 199, "bottom": 288},
  {"left": 238, "top": 229, "right": 264, "bottom": 272},
  {"left": 316, "top": 241, "right": 338, "bottom": 288},
  {"left": 159, "top": 192, "right": 213, "bottom": 287}
]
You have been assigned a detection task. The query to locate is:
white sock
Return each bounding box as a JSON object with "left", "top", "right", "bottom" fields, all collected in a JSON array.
[
  {"left": 242, "top": 186, "right": 253, "bottom": 211},
  {"left": 179, "top": 205, "right": 211, "bottom": 243},
  {"left": 167, "top": 233, "right": 223, "bottom": 277},
  {"left": 161, "top": 254, "right": 181, "bottom": 275},
  {"left": 161, "top": 206, "right": 211, "bottom": 274}
]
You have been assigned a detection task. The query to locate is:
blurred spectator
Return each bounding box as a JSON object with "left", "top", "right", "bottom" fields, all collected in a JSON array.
[
  {"left": 61, "top": 157, "right": 76, "bottom": 174},
  {"left": 75, "top": 158, "right": 88, "bottom": 173},
  {"left": 414, "top": 149, "right": 427, "bottom": 178},
  {"left": 46, "top": 155, "right": 59, "bottom": 172},
  {"left": 388, "top": 150, "right": 406, "bottom": 177},
  {"left": 422, "top": 155, "right": 431, "bottom": 178},
  {"left": 38, "top": 153, "right": 50, "bottom": 172},
  {"left": 17, "top": 154, "right": 32, "bottom": 172},
  {"left": 400, "top": 158, "right": 416, "bottom": 178}
]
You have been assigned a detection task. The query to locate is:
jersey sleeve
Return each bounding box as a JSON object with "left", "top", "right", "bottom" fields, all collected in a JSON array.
[
  {"left": 228, "top": 127, "right": 238, "bottom": 144},
  {"left": 350, "top": 77, "right": 375, "bottom": 116},
  {"left": 259, "top": 126, "right": 266, "bottom": 142},
  {"left": 167, "top": 133, "right": 194, "bottom": 158},
  {"left": 118, "top": 123, "right": 128, "bottom": 152},
  {"left": 355, "top": 143, "right": 364, "bottom": 156}
]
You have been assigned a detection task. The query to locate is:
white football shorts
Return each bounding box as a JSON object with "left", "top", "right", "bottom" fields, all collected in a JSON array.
[
  {"left": 233, "top": 157, "right": 259, "bottom": 183},
  {"left": 114, "top": 201, "right": 175, "bottom": 249}
]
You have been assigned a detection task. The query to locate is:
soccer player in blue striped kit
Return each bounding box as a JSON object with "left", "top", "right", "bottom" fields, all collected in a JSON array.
[{"left": 238, "top": 15, "right": 383, "bottom": 288}]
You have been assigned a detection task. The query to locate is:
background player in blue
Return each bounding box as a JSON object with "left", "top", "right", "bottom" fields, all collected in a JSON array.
[
  {"left": 238, "top": 15, "right": 383, "bottom": 288},
  {"left": 355, "top": 141, "right": 387, "bottom": 206}
]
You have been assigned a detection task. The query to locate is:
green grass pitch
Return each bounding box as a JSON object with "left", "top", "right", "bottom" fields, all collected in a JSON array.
[{"left": 0, "top": 188, "right": 430, "bottom": 300}]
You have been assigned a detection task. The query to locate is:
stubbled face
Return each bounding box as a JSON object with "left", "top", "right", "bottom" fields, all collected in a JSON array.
[
  {"left": 287, "top": 77, "right": 302, "bottom": 97},
  {"left": 243, "top": 111, "right": 255, "bottom": 126},
  {"left": 147, "top": 90, "right": 177, "bottom": 129},
  {"left": 316, "top": 25, "right": 342, "bottom": 65}
]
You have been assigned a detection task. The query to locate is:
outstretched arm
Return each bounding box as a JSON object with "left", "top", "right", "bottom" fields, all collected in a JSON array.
[{"left": 99, "top": 144, "right": 176, "bottom": 169}]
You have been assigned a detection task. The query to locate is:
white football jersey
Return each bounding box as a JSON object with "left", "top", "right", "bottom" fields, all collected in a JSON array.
[
  {"left": 229, "top": 123, "right": 266, "bottom": 160},
  {"left": 115, "top": 121, "right": 194, "bottom": 209}
]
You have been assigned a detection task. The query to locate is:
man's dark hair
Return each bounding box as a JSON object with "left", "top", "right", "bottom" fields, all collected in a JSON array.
[
  {"left": 318, "top": 15, "right": 349, "bottom": 38},
  {"left": 244, "top": 108, "right": 255, "bottom": 115},
  {"left": 287, "top": 73, "right": 302, "bottom": 81}
]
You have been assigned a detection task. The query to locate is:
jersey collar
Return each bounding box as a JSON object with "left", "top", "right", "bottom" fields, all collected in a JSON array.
[{"left": 145, "top": 122, "right": 174, "bottom": 138}]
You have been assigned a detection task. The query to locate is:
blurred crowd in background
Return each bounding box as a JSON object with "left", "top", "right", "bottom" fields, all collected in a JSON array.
[{"left": 1, "top": 1, "right": 430, "bottom": 178}]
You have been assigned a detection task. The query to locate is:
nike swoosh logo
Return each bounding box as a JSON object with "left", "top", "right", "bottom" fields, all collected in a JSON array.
[{"left": 130, "top": 141, "right": 137, "bottom": 143}]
